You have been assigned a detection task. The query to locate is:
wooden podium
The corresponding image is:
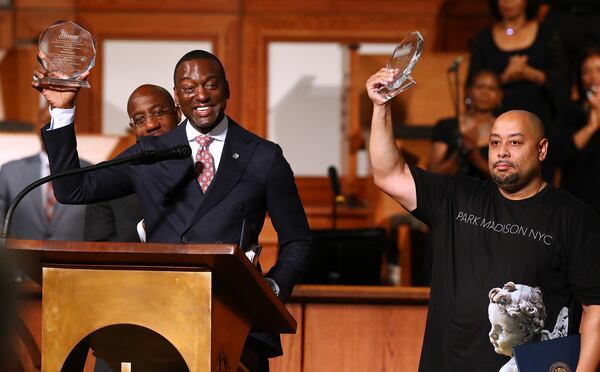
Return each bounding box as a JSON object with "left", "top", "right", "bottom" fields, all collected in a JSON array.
[{"left": 6, "top": 239, "right": 296, "bottom": 372}]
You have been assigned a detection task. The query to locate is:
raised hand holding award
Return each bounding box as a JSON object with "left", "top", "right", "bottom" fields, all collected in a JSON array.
[
  {"left": 37, "top": 20, "right": 96, "bottom": 88},
  {"left": 377, "top": 31, "right": 424, "bottom": 101}
]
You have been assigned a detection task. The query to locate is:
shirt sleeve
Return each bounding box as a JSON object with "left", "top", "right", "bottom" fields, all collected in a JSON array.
[
  {"left": 137, "top": 219, "right": 147, "bottom": 243},
  {"left": 48, "top": 107, "right": 76, "bottom": 130},
  {"left": 409, "top": 165, "right": 453, "bottom": 227}
]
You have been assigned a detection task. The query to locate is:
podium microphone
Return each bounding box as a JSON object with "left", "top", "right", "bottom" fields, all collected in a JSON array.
[
  {"left": 1, "top": 144, "right": 191, "bottom": 239},
  {"left": 328, "top": 166, "right": 345, "bottom": 230},
  {"left": 327, "top": 166, "right": 345, "bottom": 205}
]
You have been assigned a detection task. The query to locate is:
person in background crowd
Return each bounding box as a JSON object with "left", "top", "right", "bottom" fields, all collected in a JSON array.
[
  {"left": 554, "top": 46, "right": 600, "bottom": 214},
  {"left": 468, "top": 0, "right": 569, "bottom": 182},
  {"left": 543, "top": 0, "right": 600, "bottom": 87},
  {"left": 0, "top": 107, "right": 90, "bottom": 240},
  {"left": 84, "top": 84, "right": 180, "bottom": 243},
  {"left": 429, "top": 70, "right": 503, "bottom": 179}
]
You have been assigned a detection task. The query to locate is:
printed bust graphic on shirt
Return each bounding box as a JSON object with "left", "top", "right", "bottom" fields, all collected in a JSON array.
[
  {"left": 488, "top": 282, "right": 569, "bottom": 372},
  {"left": 456, "top": 211, "right": 553, "bottom": 245}
]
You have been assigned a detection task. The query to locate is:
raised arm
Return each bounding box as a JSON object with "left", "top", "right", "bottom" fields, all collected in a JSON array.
[
  {"left": 366, "top": 68, "right": 417, "bottom": 211},
  {"left": 32, "top": 64, "right": 135, "bottom": 204}
]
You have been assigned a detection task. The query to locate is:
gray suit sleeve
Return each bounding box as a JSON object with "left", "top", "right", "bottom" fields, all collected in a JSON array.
[{"left": 0, "top": 165, "right": 9, "bottom": 224}]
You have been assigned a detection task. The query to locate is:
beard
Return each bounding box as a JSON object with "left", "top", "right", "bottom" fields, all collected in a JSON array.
[
  {"left": 493, "top": 172, "right": 518, "bottom": 187},
  {"left": 492, "top": 160, "right": 520, "bottom": 190}
]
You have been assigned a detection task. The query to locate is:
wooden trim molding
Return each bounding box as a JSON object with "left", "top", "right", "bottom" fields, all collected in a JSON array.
[
  {"left": 14, "top": 10, "right": 77, "bottom": 42},
  {"left": 243, "top": 0, "right": 447, "bottom": 15},
  {"left": 76, "top": 0, "right": 240, "bottom": 13},
  {"left": 290, "top": 284, "right": 430, "bottom": 304}
]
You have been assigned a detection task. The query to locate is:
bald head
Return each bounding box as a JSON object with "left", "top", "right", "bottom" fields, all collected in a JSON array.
[
  {"left": 127, "top": 84, "right": 175, "bottom": 115},
  {"left": 488, "top": 110, "right": 548, "bottom": 196},
  {"left": 127, "top": 84, "right": 179, "bottom": 137},
  {"left": 493, "top": 110, "right": 545, "bottom": 142}
]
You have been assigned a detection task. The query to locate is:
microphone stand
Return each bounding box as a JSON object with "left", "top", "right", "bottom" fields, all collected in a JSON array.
[
  {"left": 332, "top": 195, "right": 338, "bottom": 230},
  {"left": 2, "top": 148, "right": 188, "bottom": 239},
  {"left": 448, "top": 62, "right": 469, "bottom": 175}
]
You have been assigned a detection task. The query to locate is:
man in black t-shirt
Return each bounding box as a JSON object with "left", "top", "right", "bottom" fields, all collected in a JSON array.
[{"left": 367, "top": 68, "right": 600, "bottom": 371}]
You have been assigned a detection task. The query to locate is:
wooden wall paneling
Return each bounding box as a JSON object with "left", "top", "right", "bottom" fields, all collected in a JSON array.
[
  {"left": 74, "top": 12, "right": 241, "bottom": 133},
  {"left": 243, "top": 0, "right": 447, "bottom": 15},
  {"left": 294, "top": 176, "right": 368, "bottom": 207},
  {"left": 14, "top": 0, "right": 75, "bottom": 9},
  {"left": 0, "top": 9, "right": 12, "bottom": 120},
  {"left": 270, "top": 303, "right": 303, "bottom": 372},
  {"left": 0, "top": 43, "right": 40, "bottom": 124},
  {"left": 0, "top": 10, "right": 12, "bottom": 50},
  {"left": 14, "top": 10, "right": 77, "bottom": 42},
  {"left": 76, "top": 0, "right": 240, "bottom": 13},
  {"left": 243, "top": 0, "right": 491, "bottom": 51},
  {"left": 15, "top": 283, "right": 42, "bottom": 371},
  {"left": 302, "top": 206, "right": 370, "bottom": 230},
  {"left": 302, "top": 303, "right": 427, "bottom": 372},
  {"left": 433, "top": 0, "right": 492, "bottom": 51},
  {"left": 343, "top": 44, "right": 361, "bottom": 193}
]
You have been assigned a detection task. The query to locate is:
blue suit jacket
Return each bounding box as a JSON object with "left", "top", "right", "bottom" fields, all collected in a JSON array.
[{"left": 42, "top": 117, "right": 313, "bottom": 357}]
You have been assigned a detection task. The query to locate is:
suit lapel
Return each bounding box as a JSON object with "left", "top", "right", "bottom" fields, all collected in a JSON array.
[
  {"left": 182, "top": 118, "right": 258, "bottom": 234},
  {"left": 149, "top": 122, "right": 197, "bottom": 194},
  {"left": 138, "top": 122, "right": 203, "bottom": 237}
]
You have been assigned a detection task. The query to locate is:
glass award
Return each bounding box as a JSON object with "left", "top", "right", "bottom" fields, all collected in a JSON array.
[
  {"left": 38, "top": 20, "right": 96, "bottom": 88},
  {"left": 377, "top": 31, "right": 424, "bottom": 101}
]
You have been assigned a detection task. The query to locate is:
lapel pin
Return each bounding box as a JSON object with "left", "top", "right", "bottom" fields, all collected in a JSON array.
[{"left": 232, "top": 153, "right": 239, "bottom": 159}]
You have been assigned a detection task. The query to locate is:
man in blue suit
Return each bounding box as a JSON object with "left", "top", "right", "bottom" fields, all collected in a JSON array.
[{"left": 34, "top": 50, "right": 313, "bottom": 371}]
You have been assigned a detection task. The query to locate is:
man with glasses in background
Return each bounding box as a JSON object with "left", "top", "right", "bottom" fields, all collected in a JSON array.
[{"left": 84, "top": 84, "right": 180, "bottom": 243}]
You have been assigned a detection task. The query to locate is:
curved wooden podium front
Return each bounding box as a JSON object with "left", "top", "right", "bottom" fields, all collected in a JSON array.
[{"left": 7, "top": 239, "right": 296, "bottom": 372}]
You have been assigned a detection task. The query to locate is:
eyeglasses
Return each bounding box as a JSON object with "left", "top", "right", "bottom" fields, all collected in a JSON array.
[{"left": 129, "top": 107, "right": 176, "bottom": 128}]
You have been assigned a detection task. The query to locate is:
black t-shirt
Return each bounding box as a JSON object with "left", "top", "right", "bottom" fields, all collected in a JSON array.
[
  {"left": 431, "top": 117, "right": 489, "bottom": 180},
  {"left": 410, "top": 166, "right": 600, "bottom": 371}
]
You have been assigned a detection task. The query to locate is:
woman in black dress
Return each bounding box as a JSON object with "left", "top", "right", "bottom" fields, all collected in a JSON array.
[
  {"left": 429, "top": 70, "right": 503, "bottom": 179},
  {"left": 468, "top": 0, "right": 568, "bottom": 129},
  {"left": 556, "top": 46, "right": 600, "bottom": 214}
]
